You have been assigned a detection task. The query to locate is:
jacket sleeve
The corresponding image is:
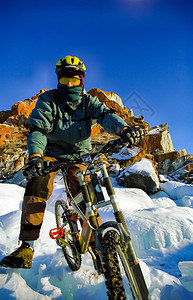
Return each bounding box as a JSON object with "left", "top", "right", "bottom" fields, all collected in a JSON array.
[
  {"left": 87, "top": 94, "right": 128, "bottom": 136},
  {"left": 27, "top": 92, "right": 54, "bottom": 156}
]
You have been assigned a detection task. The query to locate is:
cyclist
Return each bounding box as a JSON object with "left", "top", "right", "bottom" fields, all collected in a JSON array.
[{"left": 0, "top": 55, "right": 145, "bottom": 269}]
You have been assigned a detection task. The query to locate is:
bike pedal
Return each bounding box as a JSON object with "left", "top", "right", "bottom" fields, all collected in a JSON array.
[{"left": 49, "top": 227, "right": 64, "bottom": 239}]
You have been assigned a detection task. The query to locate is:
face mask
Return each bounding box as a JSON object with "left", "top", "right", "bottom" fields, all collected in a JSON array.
[{"left": 58, "top": 83, "right": 83, "bottom": 109}]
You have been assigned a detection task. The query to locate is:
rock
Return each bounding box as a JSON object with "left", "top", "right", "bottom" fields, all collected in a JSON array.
[
  {"left": 0, "top": 110, "right": 12, "bottom": 123},
  {"left": 88, "top": 88, "right": 133, "bottom": 121},
  {"left": 147, "top": 123, "right": 174, "bottom": 155},
  {"left": 118, "top": 158, "right": 160, "bottom": 194},
  {"left": 5, "top": 169, "right": 26, "bottom": 187},
  {"left": 89, "top": 88, "right": 133, "bottom": 139},
  {"left": 89, "top": 88, "right": 150, "bottom": 140},
  {"left": 0, "top": 87, "right": 192, "bottom": 187},
  {"left": 0, "top": 124, "right": 28, "bottom": 152},
  {"left": 157, "top": 149, "right": 187, "bottom": 162},
  {"left": 0, "top": 149, "right": 28, "bottom": 180},
  {"left": 108, "top": 145, "right": 146, "bottom": 168},
  {"left": 108, "top": 163, "right": 120, "bottom": 178},
  {"left": 14, "top": 157, "right": 25, "bottom": 171},
  {"left": 91, "top": 124, "right": 104, "bottom": 138},
  {"left": 88, "top": 88, "right": 125, "bottom": 108},
  {"left": 156, "top": 149, "right": 188, "bottom": 174},
  {"left": 11, "top": 99, "right": 36, "bottom": 117},
  {"left": 166, "top": 157, "right": 193, "bottom": 183}
]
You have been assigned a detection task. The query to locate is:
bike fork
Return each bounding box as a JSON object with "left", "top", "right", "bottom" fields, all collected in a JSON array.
[
  {"left": 101, "top": 164, "right": 129, "bottom": 231},
  {"left": 101, "top": 164, "right": 150, "bottom": 300}
]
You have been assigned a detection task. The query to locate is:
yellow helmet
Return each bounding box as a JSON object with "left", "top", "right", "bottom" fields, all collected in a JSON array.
[{"left": 55, "top": 56, "right": 86, "bottom": 78}]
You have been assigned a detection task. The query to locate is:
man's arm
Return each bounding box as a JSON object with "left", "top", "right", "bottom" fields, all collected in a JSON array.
[
  {"left": 86, "top": 94, "right": 128, "bottom": 136},
  {"left": 27, "top": 92, "right": 54, "bottom": 157},
  {"left": 86, "top": 94, "right": 146, "bottom": 144}
]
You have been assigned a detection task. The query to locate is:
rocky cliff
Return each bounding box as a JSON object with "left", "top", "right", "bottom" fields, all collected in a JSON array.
[{"left": 0, "top": 88, "right": 193, "bottom": 186}]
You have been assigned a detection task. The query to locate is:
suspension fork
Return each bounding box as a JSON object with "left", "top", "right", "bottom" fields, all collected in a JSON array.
[
  {"left": 77, "top": 171, "right": 99, "bottom": 253},
  {"left": 100, "top": 164, "right": 140, "bottom": 264},
  {"left": 101, "top": 164, "right": 128, "bottom": 232}
]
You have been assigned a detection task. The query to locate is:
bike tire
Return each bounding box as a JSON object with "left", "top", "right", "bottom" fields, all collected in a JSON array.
[
  {"left": 102, "top": 230, "right": 150, "bottom": 300},
  {"left": 102, "top": 230, "right": 127, "bottom": 300},
  {"left": 55, "top": 200, "right": 81, "bottom": 271}
]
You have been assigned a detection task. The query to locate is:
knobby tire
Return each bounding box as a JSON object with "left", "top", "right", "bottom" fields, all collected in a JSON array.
[
  {"left": 102, "top": 230, "right": 127, "bottom": 300},
  {"left": 102, "top": 230, "right": 150, "bottom": 300}
]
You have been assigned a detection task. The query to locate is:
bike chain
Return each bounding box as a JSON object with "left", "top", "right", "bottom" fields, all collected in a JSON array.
[{"left": 102, "top": 230, "right": 127, "bottom": 300}]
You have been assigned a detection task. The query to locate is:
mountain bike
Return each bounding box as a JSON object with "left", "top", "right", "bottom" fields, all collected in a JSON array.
[{"left": 46, "top": 138, "right": 151, "bottom": 300}]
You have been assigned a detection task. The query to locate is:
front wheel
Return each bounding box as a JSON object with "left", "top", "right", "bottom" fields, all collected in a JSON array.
[
  {"left": 102, "top": 230, "right": 150, "bottom": 300},
  {"left": 102, "top": 230, "right": 127, "bottom": 299},
  {"left": 55, "top": 200, "right": 81, "bottom": 271}
]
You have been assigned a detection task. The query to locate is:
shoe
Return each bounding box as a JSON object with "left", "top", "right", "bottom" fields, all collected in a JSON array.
[{"left": 0, "top": 242, "right": 34, "bottom": 269}]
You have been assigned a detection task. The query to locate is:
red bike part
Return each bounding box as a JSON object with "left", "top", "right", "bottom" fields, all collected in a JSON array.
[
  {"left": 70, "top": 213, "right": 81, "bottom": 222},
  {"left": 49, "top": 227, "right": 64, "bottom": 239}
]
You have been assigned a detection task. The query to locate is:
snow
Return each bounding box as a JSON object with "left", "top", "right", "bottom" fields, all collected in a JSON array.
[
  {"left": 1, "top": 175, "right": 193, "bottom": 299},
  {"left": 119, "top": 158, "right": 160, "bottom": 192},
  {"left": 109, "top": 146, "right": 141, "bottom": 160},
  {"left": 160, "top": 181, "right": 193, "bottom": 200},
  {"left": 124, "top": 158, "right": 156, "bottom": 175},
  {"left": 0, "top": 184, "right": 24, "bottom": 215}
]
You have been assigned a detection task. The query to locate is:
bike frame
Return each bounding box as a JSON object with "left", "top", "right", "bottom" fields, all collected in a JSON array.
[
  {"left": 48, "top": 138, "right": 151, "bottom": 299},
  {"left": 63, "top": 162, "right": 138, "bottom": 262}
]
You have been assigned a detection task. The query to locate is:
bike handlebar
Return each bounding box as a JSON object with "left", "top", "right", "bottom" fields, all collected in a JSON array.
[
  {"left": 42, "top": 137, "right": 129, "bottom": 174},
  {"left": 91, "top": 137, "right": 129, "bottom": 159}
]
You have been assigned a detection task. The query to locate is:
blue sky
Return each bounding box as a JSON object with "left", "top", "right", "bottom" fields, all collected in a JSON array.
[{"left": 1, "top": 0, "right": 193, "bottom": 154}]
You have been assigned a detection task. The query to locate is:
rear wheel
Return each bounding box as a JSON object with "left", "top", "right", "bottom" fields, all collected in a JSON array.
[{"left": 55, "top": 200, "right": 81, "bottom": 271}]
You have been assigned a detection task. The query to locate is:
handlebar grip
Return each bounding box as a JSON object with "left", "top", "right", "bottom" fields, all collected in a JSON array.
[{"left": 42, "top": 161, "right": 55, "bottom": 174}]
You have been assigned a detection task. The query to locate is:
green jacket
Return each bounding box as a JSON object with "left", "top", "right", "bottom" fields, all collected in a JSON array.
[{"left": 28, "top": 89, "right": 128, "bottom": 160}]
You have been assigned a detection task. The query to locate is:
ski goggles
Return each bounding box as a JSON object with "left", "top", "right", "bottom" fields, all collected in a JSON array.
[{"left": 59, "top": 75, "right": 83, "bottom": 86}]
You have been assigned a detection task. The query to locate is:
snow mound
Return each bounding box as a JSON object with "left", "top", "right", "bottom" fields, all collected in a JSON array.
[
  {"left": 160, "top": 181, "right": 193, "bottom": 200},
  {"left": 150, "top": 191, "right": 177, "bottom": 208},
  {"left": 122, "top": 206, "right": 193, "bottom": 251},
  {"left": 115, "top": 187, "right": 155, "bottom": 211}
]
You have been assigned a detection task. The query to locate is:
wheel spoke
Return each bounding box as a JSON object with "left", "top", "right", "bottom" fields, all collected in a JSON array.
[{"left": 55, "top": 200, "right": 81, "bottom": 271}]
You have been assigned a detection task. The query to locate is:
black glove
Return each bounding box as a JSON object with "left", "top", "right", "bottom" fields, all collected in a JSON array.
[
  {"left": 120, "top": 126, "right": 146, "bottom": 146},
  {"left": 23, "top": 156, "right": 44, "bottom": 180}
]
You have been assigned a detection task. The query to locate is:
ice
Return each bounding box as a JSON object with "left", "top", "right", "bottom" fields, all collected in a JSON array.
[
  {"left": 175, "top": 196, "right": 193, "bottom": 208},
  {"left": 178, "top": 261, "right": 193, "bottom": 292},
  {"left": 1, "top": 180, "right": 193, "bottom": 299},
  {"left": 160, "top": 181, "right": 193, "bottom": 200},
  {"left": 150, "top": 191, "right": 177, "bottom": 208},
  {"left": 0, "top": 272, "right": 50, "bottom": 299}
]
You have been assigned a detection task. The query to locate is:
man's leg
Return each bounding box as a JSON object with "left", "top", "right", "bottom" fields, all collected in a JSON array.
[
  {"left": 65, "top": 163, "right": 88, "bottom": 197},
  {"left": 0, "top": 156, "right": 57, "bottom": 269},
  {"left": 19, "top": 171, "right": 57, "bottom": 241}
]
